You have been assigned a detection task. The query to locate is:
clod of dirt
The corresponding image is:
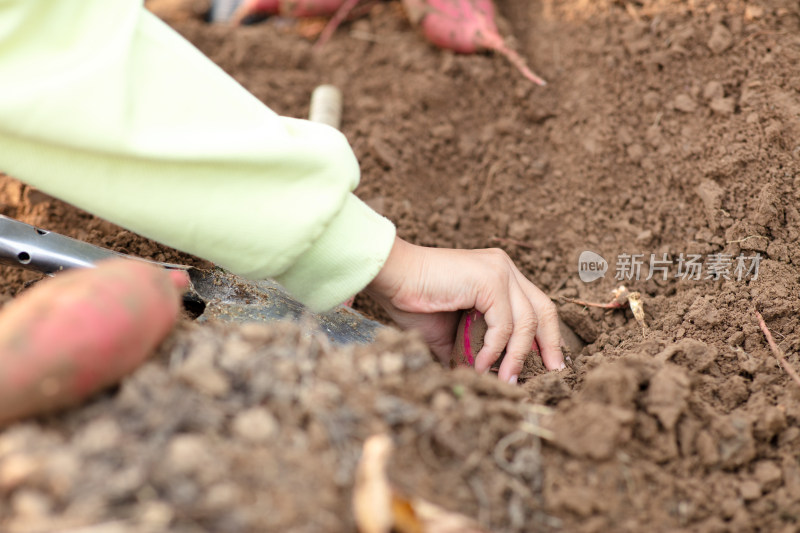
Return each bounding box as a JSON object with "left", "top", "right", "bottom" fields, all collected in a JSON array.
[
  {"left": 655, "top": 337, "right": 717, "bottom": 373},
  {"left": 707, "top": 23, "right": 733, "bottom": 54},
  {"left": 579, "top": 361, "right": 639, "bottom": 408},
  {"left": 696, "top": 178, "right": 724, "bottom": 230},
  {"left": 753, "top": 460, "right": 784, "bottom": 493},
  {"left": 551, "top": 402, "right": 634, "bottom": 460},
  {"left": 673, "top": 93, "right": 698, "bottom": 113},
  {"left": 644, "top": 365, "right": 690, "bottom": 431},
  {"left": 685, "top": 296, "right": 722, "bottom": 328},
  {"left": 753, "top": 182, "right": 784, "bottom": 230},
  {"left": 703, "top": 80, "right": 724, "bottom": 101},
  {"left": 710, "top": 96, "right": 736, "bottom": 115},
  {"left": 713, "top": 415, "right": 757, "bottom": 469}
]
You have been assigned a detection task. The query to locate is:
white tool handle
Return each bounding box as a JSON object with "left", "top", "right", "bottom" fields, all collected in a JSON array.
[{"left": 308, "top": 85, "right": 343, "bottom": 129}]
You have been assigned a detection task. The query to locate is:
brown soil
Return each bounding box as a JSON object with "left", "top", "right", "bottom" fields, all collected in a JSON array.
[{"left": 2, "top": 0, "right": 800, "bottom": 531}]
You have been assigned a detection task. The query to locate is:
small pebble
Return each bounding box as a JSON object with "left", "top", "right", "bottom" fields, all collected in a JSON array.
[
  {"left": 727, "top": 331, "right": 745, "bottom": 346},
  {"left": 707, "top": 24, "right": 733, "bottom": 54},
  {"left": 138, "top": 500, "right": 175, "bottom": 527},
  {"left": 231, "top": 408, "right": 279, "bottom": 443},
  {"left": 431, "top": 390, "right": 456, "bottom": 412},
  {"left": 178, "top": 365, "right": 231, "bottom": 398},
  {"left": 703, "top": 80, "right": 724, "bottom": 101},
  {"left": 739, "top": 479, "right": 761, "bottom": 501},
  {"left": 627, "top": 143, "right": 645, "bottom": 162},
  {"left": 674, "top": 94, "right": 698, "bottom": 113},
  {"left": 203, "top": 482, "right": 243, "bottom": 511},
  {"left": 379, "top": 353, "right": 405, "bottom": 375},
  {"left": 73, "top": 417, "right": 122, "bottom": 455},
  {"left": 167, "top": 434, "right": 213, "bottom": 475},
  {"left": 753, "top": 461, "right": 783, "bottom": 492},
  {"left": 710, "top": 97, "right": 735, "bottom": 115},
  {"left": 642, "top": 90, "right": 660, "bottom": 110},
  {"left": 44, "top": 449, "right": 80, "bottom": 498}
]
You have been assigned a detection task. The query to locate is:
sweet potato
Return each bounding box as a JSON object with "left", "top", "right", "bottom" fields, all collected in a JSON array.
[
  {"left": 402, "top": 0, "right": 547, "bottom": 85},
  {"left": 450, "top": 308, "right": 540, "bottom": 368},
  {"left": 0, "top": 259, "right": 187, "bottom": 426},
  {"left": 231, "top": 0, "right": 348, "bottom": 24},
  {"left": 450, "top": 309, "right": 483, "bottom": 367}
]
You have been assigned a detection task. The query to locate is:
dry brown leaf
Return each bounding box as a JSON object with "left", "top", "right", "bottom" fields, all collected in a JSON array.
[{"left": 627, "top": 291, "right": 647, "bottom": 330}]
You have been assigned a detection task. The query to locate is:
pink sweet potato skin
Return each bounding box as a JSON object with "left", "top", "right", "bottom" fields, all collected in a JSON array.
[
  {"left": 0, "top": 259, "right": 186, "bottom": 426},
  {"left": 235, "top": 0, "right": 280, "bottom": 16},
  {"left": 450, "top": 309, "right": 541, "bottom": 369},
  {"left": 233, "top": 0, "right": 346, "bottom": 21},
  {"left": 401, "top": 0, "right": 546, "bottom": 85},
  {"left": 404, "top": 0, "right": 496, "bottom": 53},
  {"left": 450, "top": 309, "right": 486, "bottom": 368}
]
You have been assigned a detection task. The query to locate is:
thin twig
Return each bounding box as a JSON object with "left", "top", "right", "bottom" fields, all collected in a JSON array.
[
  {"left": 755, "top": 310, "right": 800, "bottom": 388},
  {"left": 726, "top": 235, "right": 763, "bottom": 244},
  {"left": 652, "top": 111, "right": 663, "bottom": 128}
]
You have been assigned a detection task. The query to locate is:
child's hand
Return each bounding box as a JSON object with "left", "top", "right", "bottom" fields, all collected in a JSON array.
[{"left": 365, "top": 237, "right": 564, "bottom": 384}]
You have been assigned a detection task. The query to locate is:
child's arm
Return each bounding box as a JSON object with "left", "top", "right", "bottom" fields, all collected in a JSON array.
[{"left": 0, "top": 0, "right": 395, "bottom": 311}]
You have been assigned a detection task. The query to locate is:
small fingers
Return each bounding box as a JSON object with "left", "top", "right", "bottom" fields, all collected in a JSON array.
[
  {"left": 497, "top": 288, "right": 538, "bottom": 384},
  {"left": 474, "top": 302, "right": 513, "bottom": 375},
  {"left": 513, "top": 270, "right": 565, "bottom": 371},
  {"left": 532, "top": 297, "right": 565, "bottom": 370}
]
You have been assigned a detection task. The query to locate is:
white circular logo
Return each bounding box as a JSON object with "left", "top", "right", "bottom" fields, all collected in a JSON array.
[{"left": 578, "top": 251, "right": 608, "bottom": 282}]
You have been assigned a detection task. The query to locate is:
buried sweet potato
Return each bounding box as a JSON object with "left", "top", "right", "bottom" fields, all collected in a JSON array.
[
  {"left": 451, "top": 309, "right": 584, "bottom": 369},
  {"left": 0, "top": 259, "right": 187, "bottom": 426}
]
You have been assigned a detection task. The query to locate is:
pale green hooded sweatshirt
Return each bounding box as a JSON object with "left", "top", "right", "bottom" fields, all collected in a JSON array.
[{"left": 0, "top": 0, "right": 396, "bottom": 311}]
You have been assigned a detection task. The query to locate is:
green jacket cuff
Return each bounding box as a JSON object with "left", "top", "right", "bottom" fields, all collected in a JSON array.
[{"left": 274, "top": 194, "right": 396, "bottom": 312}]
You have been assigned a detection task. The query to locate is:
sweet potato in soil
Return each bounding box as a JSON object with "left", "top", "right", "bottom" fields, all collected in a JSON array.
[
  {"left": 2, "top": 0, "right": 800, "bottom": 531},
  {"left": 232, "top": 0, "right": 547, "bottom": 84},
  {"left": 451, "top": 308, "right": 540, "bottom": 369},
  {"left": 0, "top": 260, "right": 185, "bottom": 426},
  {"left": 402, "top": 0, "right": 547, "bottom": 85}
]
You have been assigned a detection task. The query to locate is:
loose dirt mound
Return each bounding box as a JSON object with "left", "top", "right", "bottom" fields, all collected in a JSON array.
[{"left": 1, "top": 0, "right": 800, "bottom": 531}]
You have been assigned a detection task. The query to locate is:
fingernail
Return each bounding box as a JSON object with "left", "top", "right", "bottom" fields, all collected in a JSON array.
[
  {"left": 169, "top": 269, "right": 190, "bottom": 289},
  {"left": 507, "top": 374, "right": 518, "bottom": 385},
  {"left": 559, "top": 361, "right": 567, "bottom": 370}
]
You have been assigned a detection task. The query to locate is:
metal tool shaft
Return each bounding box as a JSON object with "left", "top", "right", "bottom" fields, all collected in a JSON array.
[{"left": 0, "top": 215, "right": 187, "bottom": 275}]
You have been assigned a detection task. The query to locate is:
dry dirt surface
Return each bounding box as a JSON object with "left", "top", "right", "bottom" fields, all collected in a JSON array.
[{"left": 1, "top": 0, "right": 800, "bottom": 531}]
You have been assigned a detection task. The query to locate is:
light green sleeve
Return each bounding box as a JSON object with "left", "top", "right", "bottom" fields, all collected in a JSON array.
[{"left": 0, "top": 0, "right": 396, "bottom": 311}]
